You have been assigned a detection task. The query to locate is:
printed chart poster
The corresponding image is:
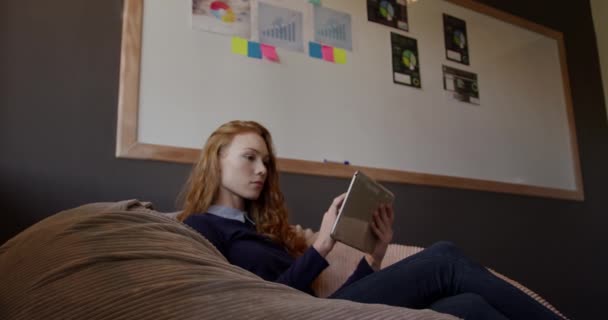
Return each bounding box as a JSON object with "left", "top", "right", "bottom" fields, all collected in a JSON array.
[
  {"left": 443, "top": 14, "right": 469, "bottom": 65},
  {"left": 314, "top": 6, "right": 353, "bottom": 51},
  {"left": 367, "top": 0, "right": 408, "bottom": 32},
  {"left": 192, "top": 0, "right": 251, "bottom": 38},
  {"left": 442, "top": 65, "right": 480, "bottom": 104},
  {"left": 391, "top": 33, "right": 421, "bottom": 88},
  {"left": 258, "top": 2, "right": 304, "bottom": 52}
]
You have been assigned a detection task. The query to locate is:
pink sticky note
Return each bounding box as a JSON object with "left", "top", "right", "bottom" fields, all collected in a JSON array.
[
  {"left": 322, "top": 45, "right": 334, "bottom": 62},
  {"left": 261, "top": 44, "right": 279, "bottom": 62}
]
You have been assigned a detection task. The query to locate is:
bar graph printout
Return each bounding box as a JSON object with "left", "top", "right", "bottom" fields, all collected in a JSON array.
[
  {"left": 314, "top": 6, "right": 352, "bottom": 51},
  {"left": 258, "top": 2, "right": 304, "bottom": 52}
]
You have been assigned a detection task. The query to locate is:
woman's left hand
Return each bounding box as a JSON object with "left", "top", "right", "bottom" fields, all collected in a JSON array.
[{"left": 365, "top": 203, "right": 394, "bottom": 271}]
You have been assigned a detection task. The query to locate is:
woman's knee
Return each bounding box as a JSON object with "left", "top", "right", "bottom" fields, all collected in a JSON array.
[{"left": 427, "top": 241, "right": 464, "bottom": 258}]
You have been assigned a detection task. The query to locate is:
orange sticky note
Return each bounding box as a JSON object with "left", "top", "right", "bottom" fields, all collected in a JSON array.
[
  {"left": 261, "top": 44, "right": 279, "bottom": 62},
  {"left": 322, "top": 45, "right": 334, "bottom": 62},
  {"left": 334, "top": 48, "right": 347, "bottom": 64}
]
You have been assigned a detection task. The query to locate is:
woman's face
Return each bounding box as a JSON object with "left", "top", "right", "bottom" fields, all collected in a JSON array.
[{"left": 217, "top": 132, "right": 269, "bottom": 208}]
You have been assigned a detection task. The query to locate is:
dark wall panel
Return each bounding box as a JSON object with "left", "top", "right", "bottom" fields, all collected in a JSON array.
[{"left": 1, "top": 1, "right": 606, "bottom": 318}]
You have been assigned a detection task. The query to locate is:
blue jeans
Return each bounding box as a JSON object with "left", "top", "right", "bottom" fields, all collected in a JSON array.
[{"left": 329, "top": 241, "right": 562, "bottom": 320}]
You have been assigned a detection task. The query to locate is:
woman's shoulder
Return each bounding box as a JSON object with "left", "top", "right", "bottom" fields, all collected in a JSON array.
[
  {"left": 183, "top": 213, "right": 232, "bottom": 244},
  {"left": 183, "top": 212, "right": 222, "bottom": 228},
  {"left": 183, "top": 212, "right": 245, "bottom": 233},
  {"left": 182, "top": 213, "right": 234, "bottom": 254}
]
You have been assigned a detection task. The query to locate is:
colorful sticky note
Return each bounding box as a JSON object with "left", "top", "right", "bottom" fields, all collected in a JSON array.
[
  {"left": 309, "top": 42, "right": 323, "bottom": 59},
  {"left": 322, "top": 45, "right": 334, "bottom": 62},
  {"left": 248, "top": 41, "right": 262, "bottom": 59},
  {"left": 334, "top": 48, "right": 347, "bottom": 64},
  {"left": 261, "top": 44, "right": 279, "bottom": 62},
  {"left": 231, "top": 37, "right": 248, "bottom": 56},
  {"left": 308, "top": 0, "right": 322, "bottom": 5}
]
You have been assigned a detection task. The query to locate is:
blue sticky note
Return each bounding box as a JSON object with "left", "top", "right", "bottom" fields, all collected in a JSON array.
[
  {"left": 309, "top": 42, "right": 323, "bottom": 59},
  {"left": 248, "top": 41, "right": 262, "bottom": 59}
]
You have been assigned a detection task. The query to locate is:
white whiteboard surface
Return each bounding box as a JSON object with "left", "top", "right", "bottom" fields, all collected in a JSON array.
[{"left": 118, "top": 0, "right": 583, "bottom": 200}]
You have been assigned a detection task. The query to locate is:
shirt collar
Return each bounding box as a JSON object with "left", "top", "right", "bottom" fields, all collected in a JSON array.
[{"left": 207, "top": 205, "right": 256, "bottom": 225}]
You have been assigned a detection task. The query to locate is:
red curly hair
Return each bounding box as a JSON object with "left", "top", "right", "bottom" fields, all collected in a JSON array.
[{"left": 177, "top": 120, "right": 307, "bottom": 257}]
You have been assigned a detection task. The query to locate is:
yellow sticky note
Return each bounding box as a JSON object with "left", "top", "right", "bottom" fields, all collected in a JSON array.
[
  {"left": 232, "top": 37, "right": 248, "bottom": 56},
  {"left": 334, "top": 48, "right": 347, "bottom": 64}
]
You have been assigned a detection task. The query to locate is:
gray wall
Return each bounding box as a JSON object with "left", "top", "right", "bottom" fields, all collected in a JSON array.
[{"left": 1, "top": 0, "right": 606, "bottom": 318}]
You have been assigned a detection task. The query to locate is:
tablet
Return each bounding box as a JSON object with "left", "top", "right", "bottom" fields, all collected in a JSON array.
[{"left": 330, "top": 171, "right": 395, "bottom": 254}]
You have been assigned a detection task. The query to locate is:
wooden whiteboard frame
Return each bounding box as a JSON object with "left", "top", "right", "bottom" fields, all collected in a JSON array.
[{"left": 116, "top": 0, "right": 584, "bottom": 201}]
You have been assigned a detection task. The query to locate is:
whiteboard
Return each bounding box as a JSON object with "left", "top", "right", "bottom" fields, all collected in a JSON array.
[{"left": 117, "top": 0, "right": 583, "bottom": 200}]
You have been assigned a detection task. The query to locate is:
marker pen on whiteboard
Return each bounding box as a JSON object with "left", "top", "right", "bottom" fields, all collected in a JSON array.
[{"left": 323, "top": 159, "right": 350, "bottom": 165}]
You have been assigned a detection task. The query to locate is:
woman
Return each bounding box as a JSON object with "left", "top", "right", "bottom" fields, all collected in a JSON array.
[{"left": 178, "top": 120, "right": 563, "bottom": 320}]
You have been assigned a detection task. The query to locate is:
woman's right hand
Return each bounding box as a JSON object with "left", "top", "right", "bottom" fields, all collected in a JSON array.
[{"left": 313, "top": 193, "right": 347, "bottom": 257}]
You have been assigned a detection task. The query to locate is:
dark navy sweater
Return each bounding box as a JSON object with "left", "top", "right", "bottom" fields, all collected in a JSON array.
[{"left": 183, "top": 205, "right": 374, "bottom": 296}]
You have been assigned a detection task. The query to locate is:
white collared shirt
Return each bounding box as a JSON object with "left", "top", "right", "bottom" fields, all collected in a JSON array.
[{"left": 207, "top": 205, "right": 256, "bottom": 225}]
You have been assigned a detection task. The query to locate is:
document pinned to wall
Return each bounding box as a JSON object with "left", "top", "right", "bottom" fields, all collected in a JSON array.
[
  {"left": 191, "top": 0, "right": 252, "bottom": 38},
  {"left": 367, "top": 0, "right": 409, "bottom": 32},
  {"left": 255, "top": 1, "right": 305, "bottom": 52},
  {"left": 442, "top": 65, "right": 480, "bottom": 105},
  {"left": 443, "top": 14, "right": 470, "bottom": 65},
  {"left": 313, "top": 6, "right": 353, "bottom": 51},
  {"left": 391, "top": 32, "right": 421, "bottom": 88}
]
